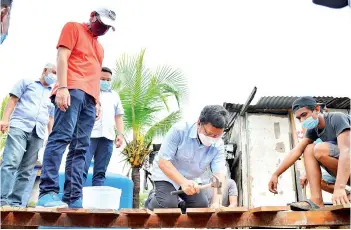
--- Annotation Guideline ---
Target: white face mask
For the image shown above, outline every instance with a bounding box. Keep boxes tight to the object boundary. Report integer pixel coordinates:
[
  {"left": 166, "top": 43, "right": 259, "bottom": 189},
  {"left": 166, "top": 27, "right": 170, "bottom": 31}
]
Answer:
[{"left": 198, "top": 133, "right": 220, "bottom": 146}]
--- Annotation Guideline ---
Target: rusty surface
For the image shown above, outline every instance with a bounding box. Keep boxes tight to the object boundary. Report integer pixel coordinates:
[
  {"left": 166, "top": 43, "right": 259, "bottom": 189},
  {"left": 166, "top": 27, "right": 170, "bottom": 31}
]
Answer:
[
  {"left": 1, "top": 207, "right": 350, "bottom": 228},
  {"left": 250, "top": 206, "right": 291, "bottom": 213}
]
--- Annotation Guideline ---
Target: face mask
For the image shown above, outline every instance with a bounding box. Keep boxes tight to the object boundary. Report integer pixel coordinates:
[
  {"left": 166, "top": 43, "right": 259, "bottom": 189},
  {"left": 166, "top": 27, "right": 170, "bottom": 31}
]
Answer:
[
  {"left": 0, "top": 33, "right": 8, "bottom": 44},
  {"left": 100, "top": 80, "right": 111, "bottom": 91},
  {"left": 44, "top": 73, "right": 57, "bottom": 85},
  {"left": 198, "top": 133, "right": 220, "bottom": 147},
  {"left": 301, "top": 111, "right": 319, "bottom": 129},
  {"left": 91, "top": 20, "right": 110, "bottom": 36}
]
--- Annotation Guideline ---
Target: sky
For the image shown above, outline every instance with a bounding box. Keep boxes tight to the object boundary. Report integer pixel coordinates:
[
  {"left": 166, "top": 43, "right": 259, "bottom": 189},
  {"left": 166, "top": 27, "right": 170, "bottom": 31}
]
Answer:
[
  {"left": 0, "top": 0, "right": 350, "bottom": 122},
  {"left": 0, "top": 0, "right": 350, "bottom": 180}
]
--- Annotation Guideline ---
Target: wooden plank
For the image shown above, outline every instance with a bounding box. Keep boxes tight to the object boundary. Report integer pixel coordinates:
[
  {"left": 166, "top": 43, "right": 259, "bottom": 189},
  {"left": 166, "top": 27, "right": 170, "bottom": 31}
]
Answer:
[
  {"left": 250, "top": 206, "right": 290, "bottom": 213},
  {"left": 153, "top": 208, "right": 182, "bottom": 216},
  {"left": 120, "top": 208, "right": 152, "bottom": 216},
  {"left": 56, "top": 208, "right": 118, "bottom": 215},
  {"left": 321, "top": 204, "right": 350, "bottom": 211},
  {"left": 186, "top": 208, "right": 216, "bottom": 215},
  {"left": 1, "top": 210, "right": 349, "bottom": 228},
  {"left": 217, "top": 206, "right": 248, "bottom": 214}
]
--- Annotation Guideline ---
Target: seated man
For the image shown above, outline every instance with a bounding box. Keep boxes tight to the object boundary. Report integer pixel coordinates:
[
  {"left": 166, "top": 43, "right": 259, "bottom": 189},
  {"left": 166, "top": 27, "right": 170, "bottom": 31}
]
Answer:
[
  {"left": 145, "top": 105, "right": 229, "bottom": 210},
  {"left": 268, "top": 96, "right": 350, "bottom": 210}
]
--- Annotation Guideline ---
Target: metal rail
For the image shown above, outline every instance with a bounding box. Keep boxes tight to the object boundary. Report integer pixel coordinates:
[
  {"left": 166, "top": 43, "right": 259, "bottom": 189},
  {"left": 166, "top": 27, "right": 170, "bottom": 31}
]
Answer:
[{"left": 1, "top": 205, "right": 350, "bottom": 229}]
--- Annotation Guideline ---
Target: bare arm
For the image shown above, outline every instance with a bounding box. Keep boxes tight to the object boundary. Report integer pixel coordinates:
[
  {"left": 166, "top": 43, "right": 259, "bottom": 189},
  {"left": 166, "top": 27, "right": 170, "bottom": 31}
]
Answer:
[
  {"left": 211, "top": 172, "right": 226, "bottom": 206},
  {"left": 115, "top": 115, "right": 124, "bottom": 134},
  {"left": 273, "top": 138, "right": 312, "bottom": 176},
  {"left": 158, "top": 158, "right": 187, "bottom": 185},
  {"left": 56, "top": 47, "right": 71, "bottom": 87},
  {"left": 1, "top": 96, "right": 19, "bottom": 121},
  {"left": 228, "top": 195, "right": 238, "bottom": 207},
  {"left": 47, "top": 116, "right": 54, "bottom": 134},
  {"left": 334, "top": 130, "right": 350, "bottom": 189}
]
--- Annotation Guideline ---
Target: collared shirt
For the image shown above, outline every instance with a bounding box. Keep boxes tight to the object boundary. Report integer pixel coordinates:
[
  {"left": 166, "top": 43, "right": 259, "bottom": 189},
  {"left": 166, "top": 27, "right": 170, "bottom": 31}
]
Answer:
[
  {"left": 9, "top": 79, "right": 55, "bottom": 139},
  {"left": 90, "top": 90, "right": 124, "bottom": 140},
  {"left": 152, "top": 122, "right": 226, "bottom": 190},
  {"left": 51, "top": 22, "right": 104, "bottom": 103}
]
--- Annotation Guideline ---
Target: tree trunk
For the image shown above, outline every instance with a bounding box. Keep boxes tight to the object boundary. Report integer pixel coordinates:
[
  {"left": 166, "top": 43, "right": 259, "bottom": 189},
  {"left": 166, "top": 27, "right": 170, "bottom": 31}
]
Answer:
[{"left": 132, "top": 167, "right": 140, "bottom": 208}]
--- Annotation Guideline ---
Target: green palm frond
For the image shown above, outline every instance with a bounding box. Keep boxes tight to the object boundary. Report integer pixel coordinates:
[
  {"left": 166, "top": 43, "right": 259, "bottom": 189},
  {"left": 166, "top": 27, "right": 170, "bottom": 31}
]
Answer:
[
  {"left": 113, "top": 49, "right": 188, "bottom": 168},
  {"left": 144, "top": 110, "right": 182, "bottom": 143}
]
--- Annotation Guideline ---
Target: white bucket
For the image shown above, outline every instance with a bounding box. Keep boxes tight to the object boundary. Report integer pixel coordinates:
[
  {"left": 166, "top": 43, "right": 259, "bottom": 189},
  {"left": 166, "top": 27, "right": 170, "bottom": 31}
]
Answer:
[{"left": 82, "top": 186, "right": 121, "bottom": 209}]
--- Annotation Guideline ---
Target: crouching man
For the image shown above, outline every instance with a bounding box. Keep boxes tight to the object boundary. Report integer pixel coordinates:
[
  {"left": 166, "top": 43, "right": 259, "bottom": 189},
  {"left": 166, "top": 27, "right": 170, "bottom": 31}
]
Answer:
[
  {"left": 268, "top": 96, "right": 350, "bottom": 210},
  {"left": 145, "top": 105, "right": 228, "bottom": 210}
]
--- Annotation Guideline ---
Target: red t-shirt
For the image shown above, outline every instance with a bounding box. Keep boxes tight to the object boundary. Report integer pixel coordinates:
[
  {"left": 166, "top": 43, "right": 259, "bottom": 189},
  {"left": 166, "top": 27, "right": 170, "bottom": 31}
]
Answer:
[{"left": 52, "top": 22, "right": 104, "bottom": 103}]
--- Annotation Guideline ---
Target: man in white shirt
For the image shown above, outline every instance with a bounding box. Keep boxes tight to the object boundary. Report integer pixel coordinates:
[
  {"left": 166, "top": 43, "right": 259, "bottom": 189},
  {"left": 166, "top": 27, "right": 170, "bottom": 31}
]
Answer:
[{"left": 82, "top": 67, "right": 125, "bottom": 186}]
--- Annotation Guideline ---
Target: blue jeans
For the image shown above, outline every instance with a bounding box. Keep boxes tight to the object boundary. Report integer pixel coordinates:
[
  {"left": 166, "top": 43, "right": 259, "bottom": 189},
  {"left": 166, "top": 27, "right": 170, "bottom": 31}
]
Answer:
[
  {"left": 39, "top": 89, "right": 96, "bottom": 203},
  {"left": 1, "top": 127, "right": 43, "bottom": 206},
  {"left": 82, "top": 137, "right": 113, "bottom": 186}
]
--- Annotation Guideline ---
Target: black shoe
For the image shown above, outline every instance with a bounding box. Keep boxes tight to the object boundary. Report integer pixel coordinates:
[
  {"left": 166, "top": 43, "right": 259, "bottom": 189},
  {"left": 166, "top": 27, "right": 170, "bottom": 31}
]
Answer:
[{"left": 144, "top": 189, "right": 155, "bottom": 209}]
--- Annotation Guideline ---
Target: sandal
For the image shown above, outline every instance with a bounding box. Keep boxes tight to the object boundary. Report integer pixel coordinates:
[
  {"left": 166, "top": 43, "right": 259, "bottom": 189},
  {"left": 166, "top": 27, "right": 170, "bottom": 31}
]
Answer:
[{"left": 289, "top": 199, "right": 321, "bottom": 211}]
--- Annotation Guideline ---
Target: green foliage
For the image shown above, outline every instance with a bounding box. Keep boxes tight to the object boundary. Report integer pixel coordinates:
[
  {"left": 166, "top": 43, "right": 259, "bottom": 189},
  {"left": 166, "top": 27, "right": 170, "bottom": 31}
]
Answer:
[{"left": 113, "top": 49, "right": 188, "bottom": 168}]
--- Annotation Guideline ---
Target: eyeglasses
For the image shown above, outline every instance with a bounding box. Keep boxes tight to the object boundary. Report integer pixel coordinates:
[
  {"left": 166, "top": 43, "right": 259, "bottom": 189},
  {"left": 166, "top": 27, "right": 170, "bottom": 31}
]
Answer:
[{"left": 202, "top": 125, "right": 223, "bottom": 138}]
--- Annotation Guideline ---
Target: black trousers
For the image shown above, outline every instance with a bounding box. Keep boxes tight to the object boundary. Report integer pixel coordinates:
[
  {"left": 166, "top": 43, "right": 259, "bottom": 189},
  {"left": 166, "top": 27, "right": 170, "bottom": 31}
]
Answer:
[{"left": 148, "top": 181, "right": 208, "bottom": 210}]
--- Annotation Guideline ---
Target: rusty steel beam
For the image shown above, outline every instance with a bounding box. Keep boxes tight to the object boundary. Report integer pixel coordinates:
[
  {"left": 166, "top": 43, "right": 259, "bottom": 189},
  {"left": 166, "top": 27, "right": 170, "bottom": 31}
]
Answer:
[{"left": 1, "top": 208, "right": 350, "bottom": 228}]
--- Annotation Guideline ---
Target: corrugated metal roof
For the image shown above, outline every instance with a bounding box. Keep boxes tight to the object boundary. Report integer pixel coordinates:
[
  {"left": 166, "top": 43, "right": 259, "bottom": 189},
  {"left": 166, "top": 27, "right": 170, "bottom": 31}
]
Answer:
[{"left": 224, "top": 96, "right": 350, "bottom": 112}]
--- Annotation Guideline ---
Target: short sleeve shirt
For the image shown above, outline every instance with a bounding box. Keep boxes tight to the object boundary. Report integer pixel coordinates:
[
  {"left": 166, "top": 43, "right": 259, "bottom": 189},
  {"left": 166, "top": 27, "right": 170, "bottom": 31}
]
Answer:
[
  {"left": 305, "top": 112, "right": 350, "bottom": 143},
  {"left": 51, "top": 22, "right": 104, "bottom": 103}
]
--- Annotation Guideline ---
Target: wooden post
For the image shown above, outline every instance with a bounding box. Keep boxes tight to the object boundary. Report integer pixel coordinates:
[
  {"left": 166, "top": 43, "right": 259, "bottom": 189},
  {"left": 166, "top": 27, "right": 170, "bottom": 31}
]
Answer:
[{"left": 288, "top": 110, "right": 305, "bottom": 201}]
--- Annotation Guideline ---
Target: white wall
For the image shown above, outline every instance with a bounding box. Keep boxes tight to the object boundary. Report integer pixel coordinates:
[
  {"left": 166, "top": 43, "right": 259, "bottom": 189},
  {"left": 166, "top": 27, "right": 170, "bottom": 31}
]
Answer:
[{"left": 246, "top": 114, "right": 296, "bottom": 207}]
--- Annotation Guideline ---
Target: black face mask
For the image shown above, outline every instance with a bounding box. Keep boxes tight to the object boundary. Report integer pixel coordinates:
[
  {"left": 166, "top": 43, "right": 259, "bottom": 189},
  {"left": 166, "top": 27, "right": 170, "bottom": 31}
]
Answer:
[{"left": 90, "top": 19, "right": 110, "bottom": 37}]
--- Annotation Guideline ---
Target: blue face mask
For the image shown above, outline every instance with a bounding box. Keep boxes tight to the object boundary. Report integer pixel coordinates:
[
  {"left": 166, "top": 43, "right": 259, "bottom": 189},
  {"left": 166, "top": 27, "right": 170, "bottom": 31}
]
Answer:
[
  {"left": 44, "top": 73, "right": 57, "bottom": 85},
  {"left": 100, "top": 80, "right": 111, "bottom": 91},
  {"left": 0, "top": 33, "right": 8, "bottom": 44},
  {"left": 301, "top": 112, "right": 319, "bottom": 130}
]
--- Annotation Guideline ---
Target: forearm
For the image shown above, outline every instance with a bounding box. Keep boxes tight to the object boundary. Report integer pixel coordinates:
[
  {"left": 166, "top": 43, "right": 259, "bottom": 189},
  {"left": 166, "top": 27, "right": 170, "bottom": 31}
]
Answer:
[
  {"left": 334, "top": 149, "right": 350, "bottom": 188},
  {"left": 47, "top": 117, "right": 54, "bottom": 134},
  {"left": 115, "top": 115, "right": 124, "bottom": 134},
  {"left": 2, "top": 97, "right": 18, "bottom": 121},
  {"left": 212, "top": 173, "right": 226, "bottom": 205},
  {"left": 229, "top": 196, "right": 238, "bottom": 207},
  {"left": 159, "top": 159, "right": 187, "bottom": 185},
  {"left": 56, "top": 55, "right": 68, "bottom": 87},
  {"left": 273, "top": 149, "right": 302, "bottom": 176}
]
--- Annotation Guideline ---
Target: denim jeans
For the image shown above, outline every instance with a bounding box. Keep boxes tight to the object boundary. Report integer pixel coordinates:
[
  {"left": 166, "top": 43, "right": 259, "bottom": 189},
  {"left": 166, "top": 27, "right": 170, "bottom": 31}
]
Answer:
[
  {"left": 0, "top": 127, "right": 43, "bottom": 206},
  {"left": 39, "top": 89, "right": 96, "bottom": 203},
  {"left": 82, "top": 137, "right": 113, "bottom": 186}
]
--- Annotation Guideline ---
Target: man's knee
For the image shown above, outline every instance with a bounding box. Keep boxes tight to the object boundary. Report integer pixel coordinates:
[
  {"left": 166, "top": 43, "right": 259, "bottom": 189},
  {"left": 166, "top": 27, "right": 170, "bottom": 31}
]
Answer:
[
  {"left": 314, "top": 143, "right": 330, "bottom": 160},
  {"left": 195, "top": 196, "right": 209, "bottom": 208},
  {"left": 304, "top": 143, "right": 315, "bottom": 156},
  {"left": 155, "top": 194, "right": 178, "bottom": 208}
]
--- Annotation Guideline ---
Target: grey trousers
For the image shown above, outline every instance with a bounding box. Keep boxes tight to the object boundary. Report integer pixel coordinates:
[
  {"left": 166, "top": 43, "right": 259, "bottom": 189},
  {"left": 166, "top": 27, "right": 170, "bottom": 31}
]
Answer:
[{"left": 147, "top": 181, "right": 208, "bottom": 210}]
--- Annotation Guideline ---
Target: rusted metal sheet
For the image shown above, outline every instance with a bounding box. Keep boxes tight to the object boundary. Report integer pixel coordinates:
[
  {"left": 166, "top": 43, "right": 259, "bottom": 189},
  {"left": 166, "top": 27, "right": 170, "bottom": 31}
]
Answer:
[
  {"left": 250, "top": 206, "right": 290, "bottom": 213},
  {"left": 1, "top": 207, "right": 350, "bottom": 228}
]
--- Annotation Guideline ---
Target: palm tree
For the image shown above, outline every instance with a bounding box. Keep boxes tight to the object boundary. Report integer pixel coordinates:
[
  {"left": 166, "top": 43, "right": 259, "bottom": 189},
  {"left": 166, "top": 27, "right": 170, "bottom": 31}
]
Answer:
[
  {"left": 113, "top": 49, "right": 188, "bottom": 208},
  {"left": 0, "top": 96, "right": 9, "bottom": 162}
]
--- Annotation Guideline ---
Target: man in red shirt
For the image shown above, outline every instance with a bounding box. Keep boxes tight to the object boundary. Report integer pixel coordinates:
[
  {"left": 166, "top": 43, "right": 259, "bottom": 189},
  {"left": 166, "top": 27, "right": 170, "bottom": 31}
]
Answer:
[{"left": 37, "top": 8, "right": 116, "bottom": 208}]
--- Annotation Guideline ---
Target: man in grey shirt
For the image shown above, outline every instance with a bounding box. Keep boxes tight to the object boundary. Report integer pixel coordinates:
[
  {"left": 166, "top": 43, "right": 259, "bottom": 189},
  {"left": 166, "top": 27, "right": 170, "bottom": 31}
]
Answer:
[
  {"left": 205, "top": 178, "right": 238, "bottom": 207},
  {"left": 268, "top": 96, "right": 350, "bottom": 210}
]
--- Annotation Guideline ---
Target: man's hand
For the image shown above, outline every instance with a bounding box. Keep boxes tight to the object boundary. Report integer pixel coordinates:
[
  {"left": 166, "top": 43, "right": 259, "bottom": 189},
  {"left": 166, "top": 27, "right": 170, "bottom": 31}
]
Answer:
[
  {"left": 0, "top": 120, "right": 9, "bottom": 134},
  {"left": 115, "top": 135, "right": 123, "bottom": 148},
  {"left": 96, "top": 103, "right": 101, "bottom": 120},
  {"left": 180, "top": 180, "right": 199, "bottom": 195},
  {"left": 300, "top": 174, "right": 308, "bottom": 189},
  {"left": 268, "top": 174, "right": 279, "bottom": 194},
  {"left": 55, "top": 88, "right": 70, "bottom": 112},
  {"left": 332, "top": 186, "right": 350, "bottom": 206}
]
